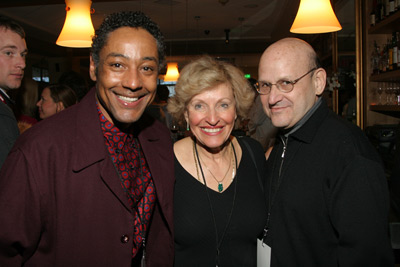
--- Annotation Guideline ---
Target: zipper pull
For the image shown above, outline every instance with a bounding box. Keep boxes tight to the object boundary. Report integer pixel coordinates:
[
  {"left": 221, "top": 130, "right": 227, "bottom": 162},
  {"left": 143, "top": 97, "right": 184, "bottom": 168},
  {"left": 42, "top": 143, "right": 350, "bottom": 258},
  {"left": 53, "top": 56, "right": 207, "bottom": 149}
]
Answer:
[
  {"left": 278, "top": 136, "right": 288, "bottom": 178},
  {"left": 281, "top": 137, "right": 288, "bottom": 158}
]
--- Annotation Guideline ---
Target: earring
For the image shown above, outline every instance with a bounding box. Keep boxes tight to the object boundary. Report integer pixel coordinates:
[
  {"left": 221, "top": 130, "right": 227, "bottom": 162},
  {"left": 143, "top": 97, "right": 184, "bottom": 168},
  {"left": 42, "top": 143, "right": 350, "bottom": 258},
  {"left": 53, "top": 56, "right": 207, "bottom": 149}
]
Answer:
[{"left": 187, "top": 121, "right": 190, "bottom": 131}]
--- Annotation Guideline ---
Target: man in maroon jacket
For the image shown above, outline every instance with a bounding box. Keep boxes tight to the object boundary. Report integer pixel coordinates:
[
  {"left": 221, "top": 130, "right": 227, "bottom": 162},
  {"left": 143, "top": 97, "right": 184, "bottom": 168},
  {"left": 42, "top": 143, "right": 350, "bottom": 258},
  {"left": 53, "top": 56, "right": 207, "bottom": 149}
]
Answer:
[{"left": 0, "top": 11, "right": 174, "bottom": 266}]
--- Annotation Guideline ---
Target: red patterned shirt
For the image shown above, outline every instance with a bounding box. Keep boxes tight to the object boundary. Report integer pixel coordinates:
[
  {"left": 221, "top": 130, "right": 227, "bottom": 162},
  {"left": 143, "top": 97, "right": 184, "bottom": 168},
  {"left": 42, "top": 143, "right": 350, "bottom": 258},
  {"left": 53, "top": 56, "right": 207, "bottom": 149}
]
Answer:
[{"left": 97, "top": 104, "right": 156, "bottom": 258}]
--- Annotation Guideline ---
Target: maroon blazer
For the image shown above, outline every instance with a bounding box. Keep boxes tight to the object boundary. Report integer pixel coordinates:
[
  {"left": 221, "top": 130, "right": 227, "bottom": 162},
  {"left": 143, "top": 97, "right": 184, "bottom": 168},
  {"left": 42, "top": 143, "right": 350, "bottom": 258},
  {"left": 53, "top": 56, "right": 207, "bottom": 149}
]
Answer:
[{"left": 0, "top": 88, "right": 174, "bottom": 266}]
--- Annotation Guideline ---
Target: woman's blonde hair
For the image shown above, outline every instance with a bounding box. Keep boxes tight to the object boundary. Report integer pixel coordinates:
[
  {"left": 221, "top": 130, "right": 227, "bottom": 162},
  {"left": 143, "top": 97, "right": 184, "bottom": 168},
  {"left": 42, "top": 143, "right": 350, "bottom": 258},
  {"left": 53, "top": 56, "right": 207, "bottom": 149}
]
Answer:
[{"left": 167, "top": 55, "right": 255, "bottom": 124}]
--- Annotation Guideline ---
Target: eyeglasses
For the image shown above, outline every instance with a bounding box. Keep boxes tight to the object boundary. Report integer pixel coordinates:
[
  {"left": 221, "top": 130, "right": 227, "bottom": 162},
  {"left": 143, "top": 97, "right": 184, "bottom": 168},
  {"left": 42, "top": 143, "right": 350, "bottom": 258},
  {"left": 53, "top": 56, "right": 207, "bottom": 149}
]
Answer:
[{"left": 256, "top": 67, "right": 318, "bottom": 95}]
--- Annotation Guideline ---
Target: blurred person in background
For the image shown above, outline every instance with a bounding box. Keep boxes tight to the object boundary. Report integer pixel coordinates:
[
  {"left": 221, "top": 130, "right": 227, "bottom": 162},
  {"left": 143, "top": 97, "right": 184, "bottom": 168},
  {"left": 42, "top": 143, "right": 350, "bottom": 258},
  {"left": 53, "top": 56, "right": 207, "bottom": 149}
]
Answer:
[
  {"left": 58, "top": 70, "right": 89, "bottom": 102},
  {"left": 247, "top": 78, "right": 277, "bottom": 153},
  {"left": 36, "top": 83, "right": 77, "bottom": 120},
  {"left": 13, "top": 77, "right": 38, "bottom": 133},
  {"left": 146, "top": 84, "right": 171, "bottom": 128}
]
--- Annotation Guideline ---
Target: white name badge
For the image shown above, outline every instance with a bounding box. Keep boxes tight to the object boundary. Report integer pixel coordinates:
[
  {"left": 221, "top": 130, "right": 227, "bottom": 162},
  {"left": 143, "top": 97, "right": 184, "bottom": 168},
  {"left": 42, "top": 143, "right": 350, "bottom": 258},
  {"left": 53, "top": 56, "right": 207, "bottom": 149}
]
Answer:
[{"left": 257, "top": 239, "right": 271, "bottom": 267}]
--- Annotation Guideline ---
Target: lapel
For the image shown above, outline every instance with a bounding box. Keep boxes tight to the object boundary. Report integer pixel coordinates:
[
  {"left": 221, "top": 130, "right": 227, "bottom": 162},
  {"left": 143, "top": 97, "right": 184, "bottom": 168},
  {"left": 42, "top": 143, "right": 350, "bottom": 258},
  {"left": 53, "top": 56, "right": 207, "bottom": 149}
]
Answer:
[
  {"left": 137, "top": 113, "right": 174, "bottom": 231},
  {"left": 71, "top": 88, "right": 131, "bottom": 212},
  {"left": 71, "top": 89, "right": 174, "bottom": 221},
  {"left": 138, "top": 121, "right": 166, "bottom": 206}
]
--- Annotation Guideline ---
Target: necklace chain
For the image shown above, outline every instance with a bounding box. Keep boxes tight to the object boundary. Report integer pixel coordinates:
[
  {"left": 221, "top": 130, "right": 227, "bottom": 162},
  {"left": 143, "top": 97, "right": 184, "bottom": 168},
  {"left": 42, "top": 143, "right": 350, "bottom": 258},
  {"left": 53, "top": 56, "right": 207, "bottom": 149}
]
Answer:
[
  {"left": 193, "top": 140, "right": 235, "bottom": 193},
  {"left": 193, "top": 140, "right": 200, "bottom": 181},
  {"left": 192, "top": 137, "right": 238, "bottom": 266}
]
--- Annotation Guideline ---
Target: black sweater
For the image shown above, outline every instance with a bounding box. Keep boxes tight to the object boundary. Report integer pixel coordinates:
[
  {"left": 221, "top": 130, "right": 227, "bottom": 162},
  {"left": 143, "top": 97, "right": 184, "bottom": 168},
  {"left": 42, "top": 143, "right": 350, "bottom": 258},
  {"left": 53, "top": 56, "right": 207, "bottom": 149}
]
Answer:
[{"left": 174, "top": 137, "right": 268, "bottom": 266}]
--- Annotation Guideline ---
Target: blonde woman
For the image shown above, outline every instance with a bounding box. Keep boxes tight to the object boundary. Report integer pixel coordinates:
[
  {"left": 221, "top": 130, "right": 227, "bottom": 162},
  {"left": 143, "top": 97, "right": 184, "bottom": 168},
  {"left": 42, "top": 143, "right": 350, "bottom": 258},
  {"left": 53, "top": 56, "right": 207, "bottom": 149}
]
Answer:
[{"left": 168, "top": 56, "right": 268, "bottom": 266}]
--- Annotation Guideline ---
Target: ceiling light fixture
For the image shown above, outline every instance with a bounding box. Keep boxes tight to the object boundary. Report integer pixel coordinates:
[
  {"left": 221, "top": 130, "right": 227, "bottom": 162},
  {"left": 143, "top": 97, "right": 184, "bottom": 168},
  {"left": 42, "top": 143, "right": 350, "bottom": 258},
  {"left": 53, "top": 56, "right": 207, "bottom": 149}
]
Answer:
[
  {"left": 56, "top": 0, "right": 95, "bottom": 48},
  {"left": 163, "top": 0, "right": 179, "bottom": 82},
  {"left": 290, "top": 0, "right": 342, "bottom": 34},
  {"left": 164, "top": 62, "right": 180, "bottom": 82}
]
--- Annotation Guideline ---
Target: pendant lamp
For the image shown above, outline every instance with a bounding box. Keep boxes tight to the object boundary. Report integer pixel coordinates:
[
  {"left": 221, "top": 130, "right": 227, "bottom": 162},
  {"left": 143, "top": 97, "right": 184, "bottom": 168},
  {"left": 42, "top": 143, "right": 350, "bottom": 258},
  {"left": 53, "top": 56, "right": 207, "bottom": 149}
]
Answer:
[
  {"left": 290, "top": 0, "right": 342, "bottom": 34},
  {"left": 163, "top": 1, "right": 179, "bottom": 82},
  {"left": 56, "top": 0, "right": 95, "bottom": 48},
  {"left": 164, "top": 62, "right": 180, "bottom": 82}
]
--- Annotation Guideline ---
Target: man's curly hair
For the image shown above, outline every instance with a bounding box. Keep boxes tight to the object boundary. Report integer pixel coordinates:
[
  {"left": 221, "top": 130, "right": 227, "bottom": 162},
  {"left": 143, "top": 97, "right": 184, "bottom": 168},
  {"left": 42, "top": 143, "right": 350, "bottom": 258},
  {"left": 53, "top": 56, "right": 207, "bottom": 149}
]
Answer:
[{"left": 91, "top": 11, "right": 165, "bottom": 71}]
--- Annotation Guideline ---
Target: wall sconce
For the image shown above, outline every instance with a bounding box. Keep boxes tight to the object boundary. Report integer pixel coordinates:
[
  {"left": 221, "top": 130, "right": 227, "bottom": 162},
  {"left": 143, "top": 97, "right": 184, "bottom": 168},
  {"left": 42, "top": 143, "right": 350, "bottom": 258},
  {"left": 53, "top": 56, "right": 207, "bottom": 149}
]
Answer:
[
  {"left": 225, "top": 29, "right": 230, "bottom": 44},
  {"left": 290, "top": 0, "right": 342, "bottom": 34},
  {"left": 56, "top": 0, "right": 95, "bottom": 48},
  {"left": 164, "top": 62, "right": 180, "bottom": 82}
]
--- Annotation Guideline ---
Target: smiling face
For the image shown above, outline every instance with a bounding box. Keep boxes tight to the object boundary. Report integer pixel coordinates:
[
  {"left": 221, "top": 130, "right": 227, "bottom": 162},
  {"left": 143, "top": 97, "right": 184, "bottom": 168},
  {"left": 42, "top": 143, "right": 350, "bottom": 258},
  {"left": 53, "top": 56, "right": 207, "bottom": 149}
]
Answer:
[
  {"left": 90, "top": 27, "right": 159, "bottom": 127},
  {"left": 258, "top": 38, "right": 326, "bottom": 130},
  {"left": 0, "top": 27, "right": 27, "bottom": 91},
  {"left": 185, "top": 83, "right": 237, "bottom": 151}
]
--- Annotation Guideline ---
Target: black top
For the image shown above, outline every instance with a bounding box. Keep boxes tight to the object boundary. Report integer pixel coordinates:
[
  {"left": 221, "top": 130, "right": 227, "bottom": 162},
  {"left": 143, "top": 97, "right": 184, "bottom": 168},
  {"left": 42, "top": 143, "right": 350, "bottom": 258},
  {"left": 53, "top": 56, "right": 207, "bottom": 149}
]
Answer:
[
  {"left": 174, "top": 137, "right": 268, "bottom": 267},
  {"left": 265, "top": 100, "right": 394, "bottom": 266},
  {"left": 0, "top": 101, "right": 19, "bottom": 168}
]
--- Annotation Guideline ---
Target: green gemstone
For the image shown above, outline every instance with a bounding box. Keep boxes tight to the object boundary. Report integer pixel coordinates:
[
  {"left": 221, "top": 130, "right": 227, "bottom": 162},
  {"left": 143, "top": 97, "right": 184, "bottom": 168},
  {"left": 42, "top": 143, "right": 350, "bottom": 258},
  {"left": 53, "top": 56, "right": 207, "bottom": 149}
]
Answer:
[{"left": 218, "top": 183, "right": 223, "bottom": 192}]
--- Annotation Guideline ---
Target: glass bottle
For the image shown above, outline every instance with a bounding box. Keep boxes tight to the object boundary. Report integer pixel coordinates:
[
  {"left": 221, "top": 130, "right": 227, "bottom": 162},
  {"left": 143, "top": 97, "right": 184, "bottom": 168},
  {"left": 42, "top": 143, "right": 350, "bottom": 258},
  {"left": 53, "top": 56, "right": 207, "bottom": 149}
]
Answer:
[
  {"left": 388, "top": 38, "right": 393, "bottom": 71},
  {"left": 371, "top": 0, "right": 377, "bottom": 26},
  {"left": 397, "top": 32, "right": 400, "bottom": 68},
  {"left": 372, "top": 41, "right": 380, "bottom": 74},
  {"left": 378, "top": 0, "right": 385, "bottom": 22},
  {"left": 390, "top": 0, "right": 395, "bottom": 14},
  {"left": 393, "top": 32, "right": 398, "bottom": 70}
]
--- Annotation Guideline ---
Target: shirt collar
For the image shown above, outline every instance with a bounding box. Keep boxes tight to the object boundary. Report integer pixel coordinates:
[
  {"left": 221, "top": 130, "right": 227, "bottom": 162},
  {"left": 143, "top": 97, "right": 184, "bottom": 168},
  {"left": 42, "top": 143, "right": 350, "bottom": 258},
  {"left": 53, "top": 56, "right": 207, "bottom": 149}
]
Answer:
[
  {"left": 0, "top": 88, "right": 9, "bottom": 98},
  {"left": 97, "top": 101, "right": 131, "bottom": 139},
  {"left": 282, "top": 97, "right": 323, "bottom": 137},
  {"left": 0, "top": 88, "right": 12, "bottom": 104}
]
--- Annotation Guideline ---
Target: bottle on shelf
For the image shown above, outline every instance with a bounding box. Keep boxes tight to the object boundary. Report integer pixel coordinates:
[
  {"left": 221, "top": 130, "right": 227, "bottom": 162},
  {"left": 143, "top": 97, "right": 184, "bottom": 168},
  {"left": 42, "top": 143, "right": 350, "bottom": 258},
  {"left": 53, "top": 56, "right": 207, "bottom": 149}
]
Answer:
[
  {"left": 380, "top": 43, "right": 388, "bottom": 72},
  {"left": 390, "top": 0, "right": 395, "bottom": 14},
  {"left": 371, "top": 0, "right": 377, "bottom": 26},
  {"left": 397, "top": 32, "right": 400, "bottom": 68},
  {"left": 388, "top": 37, "right": 393, "bottom": 70},
  {"left": 385, "top": 0, "right": 390, "bottom": 17},
  {"left": 372, "top": 41, "right": 380, "bottom": 74},
  {"left": 378, "top": 0, "right": 385, "bottom": 22},
  {"left": 393, "top": 32, "right": 398, "bottom": 70}
]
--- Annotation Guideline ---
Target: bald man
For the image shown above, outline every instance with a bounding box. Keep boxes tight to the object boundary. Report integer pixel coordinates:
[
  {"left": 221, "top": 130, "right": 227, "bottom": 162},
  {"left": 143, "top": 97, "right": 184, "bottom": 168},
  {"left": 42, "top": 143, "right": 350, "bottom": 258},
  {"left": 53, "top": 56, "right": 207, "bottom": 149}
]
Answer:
[{"left": 258, "top": 38, "right": 394, "bottom": 266}]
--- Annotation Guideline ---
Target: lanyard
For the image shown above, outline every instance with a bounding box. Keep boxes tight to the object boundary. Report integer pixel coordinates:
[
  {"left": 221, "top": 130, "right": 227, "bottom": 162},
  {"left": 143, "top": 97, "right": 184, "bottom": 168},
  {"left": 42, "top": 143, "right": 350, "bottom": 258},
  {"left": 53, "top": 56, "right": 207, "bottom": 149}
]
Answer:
[
  {"left": 264, "top": 136, "right": 302, "bottom": 241},
  {"left": 193, "top": 138, "right": 238, "bottom": 267}
]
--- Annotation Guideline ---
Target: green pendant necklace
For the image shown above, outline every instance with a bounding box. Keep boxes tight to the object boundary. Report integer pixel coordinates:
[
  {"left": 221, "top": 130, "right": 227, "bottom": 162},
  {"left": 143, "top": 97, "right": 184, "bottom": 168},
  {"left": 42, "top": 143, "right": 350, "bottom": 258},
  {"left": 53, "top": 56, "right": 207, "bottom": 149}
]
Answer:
[
  {"left": 193, "top": 137, "right": 238, "bottom": 266},
  {"left": 194, "top": 140, "right": 235, "bottom": 193}
]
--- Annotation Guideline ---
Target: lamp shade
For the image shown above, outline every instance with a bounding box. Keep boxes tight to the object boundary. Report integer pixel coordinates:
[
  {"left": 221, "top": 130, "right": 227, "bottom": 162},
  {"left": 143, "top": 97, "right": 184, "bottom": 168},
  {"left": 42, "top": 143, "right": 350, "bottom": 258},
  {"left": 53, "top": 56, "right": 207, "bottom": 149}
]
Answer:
[
  {"left": 56, "top": 0, "right": 95, "bottom": 48},
  {"left": 164, "top": 62, "right": 180, "bottom": 82},
  {"left": 290, "top": 0, "right": 342, "bottom": 34}
]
